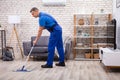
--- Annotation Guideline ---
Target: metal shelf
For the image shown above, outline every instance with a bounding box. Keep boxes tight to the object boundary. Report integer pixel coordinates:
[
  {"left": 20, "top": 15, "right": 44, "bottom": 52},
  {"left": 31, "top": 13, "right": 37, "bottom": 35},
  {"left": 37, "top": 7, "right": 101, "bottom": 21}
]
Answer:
[{"left": 0, "top": 29, "right": 6, "bottom": 55}]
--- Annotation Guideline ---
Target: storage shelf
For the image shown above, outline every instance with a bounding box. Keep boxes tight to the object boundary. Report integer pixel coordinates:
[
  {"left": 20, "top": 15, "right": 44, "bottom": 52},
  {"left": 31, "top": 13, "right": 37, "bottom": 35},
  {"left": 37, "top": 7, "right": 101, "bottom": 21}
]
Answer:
[
  {"left": 0, "top": 29, "right": 6, "bottom": 55},
  {"left": 74, "top": 46, "right": 100, "bottom": 49},
  {"left": 73, "top": 14, "right": 115, "bottom": 59},
  {"left": 75, "top": 25, "right": 114, "bottom": 27},
  {"left": 74, "top": 47, "right": 92, "bottom": 49},
  {"left": 93, "top": 36, "right": 114, "bottom": 38},
  {"left": 74, "top": 36, "right": 114, "bottom": 38},
  {"left": 74, "top": 13, "right": 112, "bottom": 15},
  {"left": 74, "top": 36, "right": 91, "bottom": 38},
  {"left": 74, "top": 58, "right": 101, "bottom": 61}
]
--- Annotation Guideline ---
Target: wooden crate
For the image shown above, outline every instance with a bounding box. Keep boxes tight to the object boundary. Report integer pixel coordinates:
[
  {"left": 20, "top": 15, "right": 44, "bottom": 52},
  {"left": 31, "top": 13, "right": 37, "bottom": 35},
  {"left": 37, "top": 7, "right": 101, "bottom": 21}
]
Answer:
[
  {"left": 94, "top": 54, "right": 99, "bottom": 59},
  {"left": 85, "top": 53, "right": 91, "bottom": 59}
]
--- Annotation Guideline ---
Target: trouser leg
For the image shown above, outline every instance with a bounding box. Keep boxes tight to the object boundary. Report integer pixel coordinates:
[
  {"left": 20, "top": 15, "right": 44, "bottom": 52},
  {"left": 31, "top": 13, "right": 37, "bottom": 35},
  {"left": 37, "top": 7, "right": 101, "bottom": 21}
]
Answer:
[
  {"left": 56, "top": 32, "right": 65, "bottom": 63},
  {"left": 47, "top": 30, "right": 64, "bottom": 65},
  {"left": 47, "top": 32, "right": 57, "bottom": 66}
]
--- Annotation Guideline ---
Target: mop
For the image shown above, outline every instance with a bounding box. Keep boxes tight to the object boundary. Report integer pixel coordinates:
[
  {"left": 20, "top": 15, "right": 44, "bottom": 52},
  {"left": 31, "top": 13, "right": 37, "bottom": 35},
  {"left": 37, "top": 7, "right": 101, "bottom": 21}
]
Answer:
[
  {"left": 13, "top": 46, "right": 59, "bottom": 72},
  {"left": 13, "top": 45, "right": 34, "bottom": 72}
]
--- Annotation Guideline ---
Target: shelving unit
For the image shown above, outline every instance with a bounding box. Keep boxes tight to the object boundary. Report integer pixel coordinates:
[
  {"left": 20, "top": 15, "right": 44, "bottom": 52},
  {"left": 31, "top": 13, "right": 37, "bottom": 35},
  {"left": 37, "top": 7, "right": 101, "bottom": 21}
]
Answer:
[
  {"left": 73, "top": 13, "right": 115, "bottom": 60},
  {"left": 0, "top": 29, "right": 6, "bottom": 56}
]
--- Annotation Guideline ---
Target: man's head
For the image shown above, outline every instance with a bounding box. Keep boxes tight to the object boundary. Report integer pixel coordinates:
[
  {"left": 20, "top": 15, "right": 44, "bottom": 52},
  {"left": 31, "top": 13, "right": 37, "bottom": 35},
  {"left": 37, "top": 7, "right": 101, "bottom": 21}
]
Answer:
[{"left": 30, "top": 7, "right": 39, "bottom": 18}]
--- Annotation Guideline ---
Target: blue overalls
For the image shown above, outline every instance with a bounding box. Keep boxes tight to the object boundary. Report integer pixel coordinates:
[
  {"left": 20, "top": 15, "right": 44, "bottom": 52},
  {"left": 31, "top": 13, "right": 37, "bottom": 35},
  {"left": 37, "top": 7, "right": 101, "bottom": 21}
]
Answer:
[{"left": 39, "top": 12, "right": 65, "bottom": 66}]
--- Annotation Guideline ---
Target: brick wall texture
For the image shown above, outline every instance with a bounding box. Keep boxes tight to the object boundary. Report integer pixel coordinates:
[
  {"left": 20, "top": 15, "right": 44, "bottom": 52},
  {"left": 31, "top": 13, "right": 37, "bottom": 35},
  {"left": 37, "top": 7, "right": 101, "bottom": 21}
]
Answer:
[{"left": 0, "top": 0, "right": 113, "bottom": 59}]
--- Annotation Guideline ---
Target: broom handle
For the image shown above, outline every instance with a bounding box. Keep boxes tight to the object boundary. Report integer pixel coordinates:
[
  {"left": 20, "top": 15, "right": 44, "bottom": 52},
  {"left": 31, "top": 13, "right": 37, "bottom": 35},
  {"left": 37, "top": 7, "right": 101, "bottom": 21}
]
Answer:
[{"left": 23, "top": 45, "right": 34, "bottom": 67}]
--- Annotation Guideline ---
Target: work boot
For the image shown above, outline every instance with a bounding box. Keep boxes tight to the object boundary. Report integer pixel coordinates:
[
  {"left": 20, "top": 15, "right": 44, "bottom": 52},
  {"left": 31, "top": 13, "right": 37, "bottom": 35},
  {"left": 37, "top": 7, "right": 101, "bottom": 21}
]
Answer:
[
  {"left": 41, "top": 64, "right": 53, "bottom": 68},
  {"left": 55, "top": 62, "right": 65, "bottom": 67}
]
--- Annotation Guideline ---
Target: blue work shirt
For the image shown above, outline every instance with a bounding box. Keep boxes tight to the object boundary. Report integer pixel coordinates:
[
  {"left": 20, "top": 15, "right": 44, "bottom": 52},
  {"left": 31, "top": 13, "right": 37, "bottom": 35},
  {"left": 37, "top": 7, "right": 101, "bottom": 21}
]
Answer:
[{"left": 39, "top": 12, "right": 61, "bottom": 32}]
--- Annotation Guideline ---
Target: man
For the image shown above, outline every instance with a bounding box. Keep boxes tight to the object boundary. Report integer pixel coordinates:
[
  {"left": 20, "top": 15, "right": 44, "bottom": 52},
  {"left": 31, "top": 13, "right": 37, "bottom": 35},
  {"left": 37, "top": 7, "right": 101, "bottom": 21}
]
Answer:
[{"left": 30, "top": 7, "right": 65, "bottom": 68}]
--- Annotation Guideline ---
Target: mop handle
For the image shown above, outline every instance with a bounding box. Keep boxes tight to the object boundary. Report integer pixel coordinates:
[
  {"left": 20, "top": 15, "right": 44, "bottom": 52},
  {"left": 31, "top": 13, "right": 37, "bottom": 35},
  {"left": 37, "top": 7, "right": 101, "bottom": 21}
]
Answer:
[{"left": 23, "top": 45, "right": 35, "bottom": 66}]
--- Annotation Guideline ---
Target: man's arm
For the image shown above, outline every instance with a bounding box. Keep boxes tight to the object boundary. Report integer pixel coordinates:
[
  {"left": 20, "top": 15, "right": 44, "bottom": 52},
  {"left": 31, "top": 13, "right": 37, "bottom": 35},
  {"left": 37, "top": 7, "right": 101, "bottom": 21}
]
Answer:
[{"left": 33, "top": 26, "right": 44, "bottom": 45}]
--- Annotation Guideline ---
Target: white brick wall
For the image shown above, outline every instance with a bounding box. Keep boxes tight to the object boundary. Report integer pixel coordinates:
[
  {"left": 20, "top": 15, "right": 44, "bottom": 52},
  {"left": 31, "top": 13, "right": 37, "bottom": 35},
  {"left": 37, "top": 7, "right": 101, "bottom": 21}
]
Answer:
[{"left": 0, "top": 0, "right": 113, "bottom": 59}]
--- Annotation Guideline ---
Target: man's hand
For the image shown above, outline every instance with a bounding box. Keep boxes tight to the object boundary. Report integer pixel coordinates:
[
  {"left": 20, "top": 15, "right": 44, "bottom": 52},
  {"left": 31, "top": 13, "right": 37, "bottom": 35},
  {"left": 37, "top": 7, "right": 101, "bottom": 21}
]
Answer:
[{"left": 33, "top": 39, "right": 37, "bottom": 45}]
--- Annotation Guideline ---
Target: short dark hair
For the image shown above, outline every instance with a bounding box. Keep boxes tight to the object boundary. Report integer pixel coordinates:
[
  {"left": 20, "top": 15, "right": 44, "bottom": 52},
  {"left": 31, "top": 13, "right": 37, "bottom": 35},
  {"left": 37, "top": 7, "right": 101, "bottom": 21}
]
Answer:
[{"left": 30, "top": 7, "right": 39, "bottom": 13}]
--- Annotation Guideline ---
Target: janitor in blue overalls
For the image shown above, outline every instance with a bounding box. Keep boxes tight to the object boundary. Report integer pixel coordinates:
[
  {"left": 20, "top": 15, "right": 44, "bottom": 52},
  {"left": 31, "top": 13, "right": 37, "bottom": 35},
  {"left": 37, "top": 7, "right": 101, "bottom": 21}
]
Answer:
[{"left": 30, "top": 7, "right": 65, "bottom": 68}]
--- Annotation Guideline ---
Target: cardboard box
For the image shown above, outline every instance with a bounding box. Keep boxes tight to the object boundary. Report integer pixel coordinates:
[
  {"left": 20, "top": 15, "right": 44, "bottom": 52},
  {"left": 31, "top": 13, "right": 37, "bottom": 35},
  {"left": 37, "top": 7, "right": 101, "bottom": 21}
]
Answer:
[
  {"left": 94, "top": 54, "right": 99, "bottom": 59},
  {"left": 85, "top": 53, "right": 91, "bottom": 59}
]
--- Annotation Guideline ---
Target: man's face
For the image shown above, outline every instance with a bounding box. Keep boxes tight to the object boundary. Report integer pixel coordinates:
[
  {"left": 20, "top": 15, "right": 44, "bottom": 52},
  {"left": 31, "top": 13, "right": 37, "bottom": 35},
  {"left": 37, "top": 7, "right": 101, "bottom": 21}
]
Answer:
[{"left": 31, "top": 10, "right": 39, "bottom": 18}]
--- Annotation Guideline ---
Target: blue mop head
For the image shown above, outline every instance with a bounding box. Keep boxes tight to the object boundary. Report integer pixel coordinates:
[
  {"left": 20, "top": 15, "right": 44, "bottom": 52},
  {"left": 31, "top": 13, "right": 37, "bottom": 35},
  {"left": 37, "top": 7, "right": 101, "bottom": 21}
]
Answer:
[{"left": 13, "top": 66, "right": 31, "bottom": 72}]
